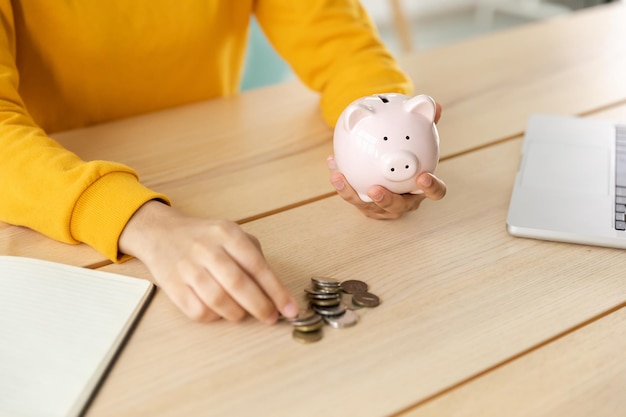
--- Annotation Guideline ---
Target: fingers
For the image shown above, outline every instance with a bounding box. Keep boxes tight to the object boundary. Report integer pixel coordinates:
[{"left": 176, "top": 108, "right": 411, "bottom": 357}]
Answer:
[
  {"left": 328, "top": 155, "right": 356, "bottom": 201},
  {"left": 167, "top": 241, "right": 296, "bottom": 325},
  {"left": 157, "top": 275, "right": 221, "bottom": 322},
  {"left": 327, "top": 155, "right": 372, "bottom": 208},
  {"left": 181, "top": 249, "right": 250, "bottom": 323},
  {"left": 367, "top": 185, "right": 424, "bottom": 219},
  {"left": 330, "top": 171, "right": 369, "bottom": 208},
  {"left": 245, "top": 232, "right": 263, "bottom": 252},
  {"left": 134, "top": 207, "right": 298, "bottom": 325},
  {"left": 227, "top": 243, "right": 298, "bottom": 320},
  {"left": 215, "top": 227, "right": 298, "bottom": 323},
  {"left": 189, "top": 224, "right": 298, "bottom": 324},
  {"left": 434, "top": 101, "right": 442, "bottom": 124},
  {"left": 330, "top": 171, "right": 397, "bottom": 219},
  {"left": 416, "top": 172, "right": 447, "bottom": 200},
  {"left": 368, "top": 173, "right": 446, "bottom": 218},
  {"left": 328, "top": 155, "right": 446, "bottom": 220}
]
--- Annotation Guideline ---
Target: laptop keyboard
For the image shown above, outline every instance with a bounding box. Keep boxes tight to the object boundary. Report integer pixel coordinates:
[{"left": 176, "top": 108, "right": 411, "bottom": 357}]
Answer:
[{"left": 615, "top": 124, "right": 626, "bottom": 230}]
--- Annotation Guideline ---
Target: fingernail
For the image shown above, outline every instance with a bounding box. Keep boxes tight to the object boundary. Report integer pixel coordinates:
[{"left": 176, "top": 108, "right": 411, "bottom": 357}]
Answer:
[
  {"left": 326, "top": 155, "right": 337, "bottom": 170},
  {"left": 371, "top": 190, "right": 383, "bottom": 202},
  {"left": 419, "top": 173, "right": 433, "bottom": 187},
  {"left": 331, "top": 175, "right": 345, "bottom": 191},
  {"left": 283, "top": 302, "right": 298, "bottom": 318}
]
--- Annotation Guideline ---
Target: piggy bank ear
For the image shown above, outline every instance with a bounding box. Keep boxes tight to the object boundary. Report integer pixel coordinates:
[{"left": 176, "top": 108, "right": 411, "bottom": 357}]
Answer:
[
  {"left": 404, "top": 94, "right": 436, "bottom": 123},
  {"left": 344, "top": 103, "right": 375, "bottom": 132}
]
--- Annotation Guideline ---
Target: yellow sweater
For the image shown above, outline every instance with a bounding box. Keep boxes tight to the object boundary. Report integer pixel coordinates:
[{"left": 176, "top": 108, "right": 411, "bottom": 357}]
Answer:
[{"left": 0, "top": 0, "right": 412, "bottom": 261}]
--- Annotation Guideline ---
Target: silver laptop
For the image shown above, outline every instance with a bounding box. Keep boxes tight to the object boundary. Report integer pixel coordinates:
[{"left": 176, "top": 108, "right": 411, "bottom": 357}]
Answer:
[{"left": 506, "top": 113, "right": 626, "bottom": 248}]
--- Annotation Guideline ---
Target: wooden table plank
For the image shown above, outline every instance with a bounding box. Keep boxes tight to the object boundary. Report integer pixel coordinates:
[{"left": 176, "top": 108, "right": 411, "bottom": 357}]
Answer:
[
  {"left": 86, "top": 107, "right": 626, "bottom": 417},
  {"left": 399, "top": 305, "right": 626, "bottom": 417},
  {"left": 391, "top": 103, "right": 626, "bottom": 417}
]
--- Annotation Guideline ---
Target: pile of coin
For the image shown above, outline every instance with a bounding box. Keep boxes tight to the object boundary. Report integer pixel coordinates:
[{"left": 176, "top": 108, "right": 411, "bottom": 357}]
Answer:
[{"left": 287, "top": 276, "right": 380, "bottom": 344}]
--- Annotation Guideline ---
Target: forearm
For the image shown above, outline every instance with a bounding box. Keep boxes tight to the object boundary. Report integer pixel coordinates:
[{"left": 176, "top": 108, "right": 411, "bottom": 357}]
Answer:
[
  {"left": 255, "top": 0, "right": 413, "bottom": 126},
  {"left": 0, "top": 111, "right": 169, "bottom": 261}
]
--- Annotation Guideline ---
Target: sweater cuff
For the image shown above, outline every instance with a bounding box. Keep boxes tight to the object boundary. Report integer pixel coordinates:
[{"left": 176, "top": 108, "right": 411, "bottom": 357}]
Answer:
[{"left": 70, "top": 171, "right": 170, "bottom": 262}]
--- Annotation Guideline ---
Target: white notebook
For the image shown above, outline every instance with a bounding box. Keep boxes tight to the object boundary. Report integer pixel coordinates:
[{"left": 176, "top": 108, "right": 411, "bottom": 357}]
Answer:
[{"left": 0, "top": 256, "right": 154, "bottom": 417}]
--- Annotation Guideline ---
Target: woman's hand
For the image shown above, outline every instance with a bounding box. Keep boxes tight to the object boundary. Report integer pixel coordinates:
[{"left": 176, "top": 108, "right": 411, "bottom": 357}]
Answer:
[
  {"left": 328, "top": 157, "right": 447, "bottom": 219},
  {"left": 119, "top": 201, "right": 299, "bottom": 324},
  {"left": 328, "top": 101, "right": 446, "bottom": 219}
]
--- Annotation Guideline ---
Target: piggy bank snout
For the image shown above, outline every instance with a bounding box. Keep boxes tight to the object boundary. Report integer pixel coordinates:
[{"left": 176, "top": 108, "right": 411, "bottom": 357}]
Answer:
[{"left": 380, "top": 151, "right": 419, "bottom": 182}]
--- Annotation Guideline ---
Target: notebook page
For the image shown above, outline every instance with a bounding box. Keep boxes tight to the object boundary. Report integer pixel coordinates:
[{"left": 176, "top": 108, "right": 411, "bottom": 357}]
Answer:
[{"left": 0, "top": 256, "right": 154, "bottom": 417}]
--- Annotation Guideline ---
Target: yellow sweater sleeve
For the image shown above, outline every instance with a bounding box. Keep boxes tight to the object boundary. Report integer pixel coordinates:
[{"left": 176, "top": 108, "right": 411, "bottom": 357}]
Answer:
[
  {"left": 0, "top": 2, "right": 169, "bottom": 262},
  {"left": 0, "top": 0, "right": 409, "bottom": 263},
  {"left": 255, "top": 0, "right": 413, "bottom": 126}
]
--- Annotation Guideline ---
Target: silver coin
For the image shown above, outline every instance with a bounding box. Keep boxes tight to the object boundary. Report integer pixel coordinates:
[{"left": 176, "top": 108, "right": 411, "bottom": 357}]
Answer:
[
  {"left": 308, "top": 296, "right": 341, "bottom": 303},
  {"left": 324, "top": 309, "right": 359, "bottom": 328},
  {"left": 309, "top": 297, "right": 341, "bottom": 307},
  {"left": 311, "top": 302, "right": 347, "bottom": 316},
  {"left": 312, "top": 286, "right": 343, "bottom": 294},
  {"left": 340, "top": 279, "right": 369, "bottom": 294},
  {"left": 305, "top": 289, "right": 341, "bottom": 299},
  {"left": 352, "top": 291, "right": 380, "bottom": 308},
  {"left": 292, "top": 329, "right": 323, "bottom": 344},
  {"left": 286, "top": 309, "right": 319, "bottom": 326},
  {"left": 293, "top": 318, "right": 324, "bottom": 333},
  {"left": 286, "top": 309, "right": 316, "bottom": 321},
  {"left": 311, "top": 276, "right": 341, "bottom": 287}
]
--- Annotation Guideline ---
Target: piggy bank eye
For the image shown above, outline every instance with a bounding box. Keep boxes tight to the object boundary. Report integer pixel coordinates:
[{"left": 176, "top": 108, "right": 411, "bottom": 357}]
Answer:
[
  {"left": 383, "top": 136, "right": 388, "bottom": 141},
  {"left": 405, "top": 135, "right": 410, "bottom": 140}
]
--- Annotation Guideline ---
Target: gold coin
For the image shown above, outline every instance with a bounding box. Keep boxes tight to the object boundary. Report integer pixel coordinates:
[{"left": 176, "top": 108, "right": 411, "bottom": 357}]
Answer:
[
  {"left": 324, "top": 309, "right": 359, "bottom": 329},
  {"left": 286, "top": 309, "right": 317, "bottom": 324},
  {"left": 306, "top": 290, "right": 341, "bottom": 299},
  {"left": 311, "top": 276, "right": 341, "bottom": 287},
  {"left": 293, "top": 319, "right": 324, "bottom": 333},
  {"left": 292, "top": 329, "right": 323, "bottom": 344},
  {"left": 290, "top": 314, "right": 322, "bottom": 328}
]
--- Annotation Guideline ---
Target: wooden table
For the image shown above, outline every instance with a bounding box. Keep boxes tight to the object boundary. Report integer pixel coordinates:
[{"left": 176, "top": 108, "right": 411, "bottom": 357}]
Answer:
[{"left": 2, "top": 3, "right": 626, "bottom": 416}]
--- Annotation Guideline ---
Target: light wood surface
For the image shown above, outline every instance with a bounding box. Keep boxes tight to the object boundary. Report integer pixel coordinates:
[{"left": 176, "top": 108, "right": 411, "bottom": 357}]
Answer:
[
  {"left": 2, "top": 3, "right": 626, "bottom": 416},
  {"left": 402, "top": 306, "right": 626, "bottom": 417},
  {"left": 396, "top": 104, "right": 626, "bottom": 417},
  {"left": 87, "top": 102, "right": 626, "bottom": 416},
  {"left": 1, "top": 3, "right": 624, "bottom": 266},
  {"left": 0, "top": 222, "right": 107, "bottom": 268}
]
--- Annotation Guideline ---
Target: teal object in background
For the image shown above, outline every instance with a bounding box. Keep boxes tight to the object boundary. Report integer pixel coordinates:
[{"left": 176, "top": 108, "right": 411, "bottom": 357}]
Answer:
[{"left": 240, "top": 17, "right": 294, "bottom": 91}]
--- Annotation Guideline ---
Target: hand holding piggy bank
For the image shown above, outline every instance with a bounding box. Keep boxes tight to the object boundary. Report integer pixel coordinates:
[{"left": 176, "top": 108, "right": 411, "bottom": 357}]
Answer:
[{"left": 333, "top": 93, "right": 440, "bottom": 202}]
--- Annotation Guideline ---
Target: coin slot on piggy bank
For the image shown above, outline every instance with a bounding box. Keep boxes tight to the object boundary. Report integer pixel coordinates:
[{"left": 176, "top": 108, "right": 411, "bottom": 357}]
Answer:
[{"left": 333, "top": 93, "right": 440, "bottom": 202}]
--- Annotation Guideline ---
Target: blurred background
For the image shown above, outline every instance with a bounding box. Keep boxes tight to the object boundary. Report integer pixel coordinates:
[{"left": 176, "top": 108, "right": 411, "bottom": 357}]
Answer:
[{"left": 240, "top": 0, "right": 618, "bottom": 91}]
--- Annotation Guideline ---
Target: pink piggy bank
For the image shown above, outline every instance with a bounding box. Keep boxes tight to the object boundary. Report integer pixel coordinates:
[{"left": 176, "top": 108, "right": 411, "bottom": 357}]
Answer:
[{"left": 333, "top": 93, "right": 440, "bottom": 202}]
